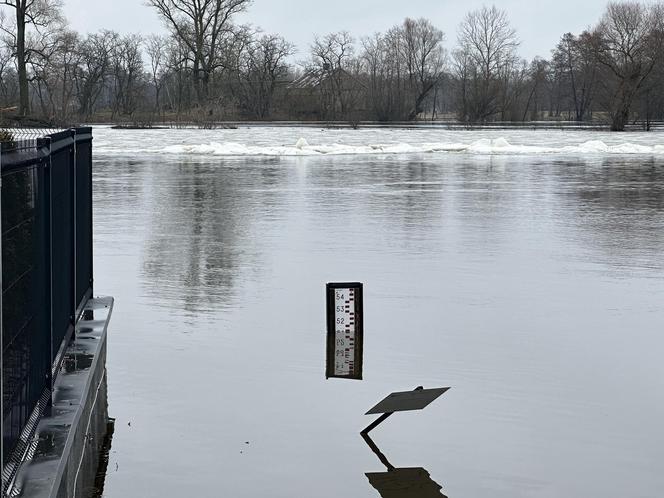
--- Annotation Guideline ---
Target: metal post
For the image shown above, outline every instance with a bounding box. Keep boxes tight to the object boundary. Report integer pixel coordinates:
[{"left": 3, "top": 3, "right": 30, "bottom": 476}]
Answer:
[
  {"left": 89, "top": 129, "right": 93, "bottom": 298},
  {"left": 360, "top": 412, "right": 394, "bottom": 436},
  {"left": 45, "top": 137, "right": 53, "bottom": 415},
  {"left": 1, "top": 145, "right": 4, "bottom": 467},
  {"left": 72, "top": 129, "right": 77, "bottom": 325}
]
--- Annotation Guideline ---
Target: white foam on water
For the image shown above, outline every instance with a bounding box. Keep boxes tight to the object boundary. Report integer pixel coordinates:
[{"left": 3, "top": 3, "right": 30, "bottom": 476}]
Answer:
[
  {"left": 158, "top": 137, "right": 664, "bottom": 157},
  {"left": 90, "top": 126, "right": 664, "bottom": 158}
]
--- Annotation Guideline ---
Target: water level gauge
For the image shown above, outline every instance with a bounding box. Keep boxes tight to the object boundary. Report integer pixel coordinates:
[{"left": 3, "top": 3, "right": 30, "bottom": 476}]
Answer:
[{"left": 326, "top": 282, "right": 364, "bottom": 380}]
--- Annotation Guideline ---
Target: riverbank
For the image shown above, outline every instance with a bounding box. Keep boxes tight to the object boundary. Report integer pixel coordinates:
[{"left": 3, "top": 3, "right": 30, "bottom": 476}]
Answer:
[{"left": 93, "top": 119, "right": 664, "bottom": 132}]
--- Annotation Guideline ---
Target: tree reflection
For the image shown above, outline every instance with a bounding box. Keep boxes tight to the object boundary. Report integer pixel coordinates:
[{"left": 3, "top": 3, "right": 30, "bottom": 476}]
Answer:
[
  {"left": 141, "top": 158, "right": 288, "bottom": 313},
  {"left": 560, "top": 157, "right": 664, "bottom": 269}
]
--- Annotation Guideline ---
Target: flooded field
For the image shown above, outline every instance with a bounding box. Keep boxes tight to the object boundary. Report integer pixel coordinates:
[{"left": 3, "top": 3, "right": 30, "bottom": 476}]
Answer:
[{"left": 92, "top": 127, "right": 664, "bottom": 497}]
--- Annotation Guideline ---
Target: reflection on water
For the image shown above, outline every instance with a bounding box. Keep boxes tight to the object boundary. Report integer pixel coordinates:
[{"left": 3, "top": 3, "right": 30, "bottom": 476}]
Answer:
[
  {"left": 91, "top": 418, "right": 115, "bottom": 498},
  {"left": 361, "top": 386, "right": 450, "bottom": 497},
  {"left": 141, "top": 160, "right": 283, "bottom": 313},
  {"left": 362, "top": 430, "right": 448, "bottom": 498},
  {"left": 563, "top": 159, "right": 664, "bottom": 270},
  {"left": 367, "top": 468, "right": 447, "bottom": 498},
  {"left": 93, "top": 151, "right": 664, "bottom": 498}
]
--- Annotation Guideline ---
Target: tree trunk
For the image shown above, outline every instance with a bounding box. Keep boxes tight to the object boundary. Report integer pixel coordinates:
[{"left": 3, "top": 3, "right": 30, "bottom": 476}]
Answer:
[
  {"left": 16, "top": 4, "right": 29, "bottom": 116},
  {"left": 611, "top": 104, "right": 630, "bottom": 131},
  {"left": 611, "top": 83, "right": 636, "bottom": 132},
  {"left": 193, "top": 59, "right": 204, "bottom": 106}
]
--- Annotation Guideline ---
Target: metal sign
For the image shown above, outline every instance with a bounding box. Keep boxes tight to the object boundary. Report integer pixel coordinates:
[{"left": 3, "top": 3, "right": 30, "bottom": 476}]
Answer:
[
  {"left": 326, "top": 282, "right": 363, "bottom": 380},
  {"left": 361, "top": 386, "right": 451, "bottom": 498},
  {"left": 365, "top": 387, "right": 450, "bottom": 415}
]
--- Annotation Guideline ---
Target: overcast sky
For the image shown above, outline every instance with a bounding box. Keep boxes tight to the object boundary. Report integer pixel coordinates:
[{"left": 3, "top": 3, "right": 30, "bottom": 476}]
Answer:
[{"left": 62, "top": 0, "right": 609, "bottom": 61}]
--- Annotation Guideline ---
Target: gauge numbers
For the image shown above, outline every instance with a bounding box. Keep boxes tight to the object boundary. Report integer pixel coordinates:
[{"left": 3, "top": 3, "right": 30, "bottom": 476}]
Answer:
[{"left": 326, "top": 282, "right": 363, "bottom": 380}]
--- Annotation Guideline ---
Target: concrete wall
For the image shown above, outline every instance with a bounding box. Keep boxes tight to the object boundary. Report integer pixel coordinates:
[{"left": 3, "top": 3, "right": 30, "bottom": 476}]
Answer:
[{"left": 11, "top": 297, "right": 114, "bottom": 498}]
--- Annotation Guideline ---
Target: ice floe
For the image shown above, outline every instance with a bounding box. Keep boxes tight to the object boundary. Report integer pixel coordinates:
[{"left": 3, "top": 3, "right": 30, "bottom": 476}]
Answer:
[{"left": 159, "top": 137, "right": 664, "bottom": 157}]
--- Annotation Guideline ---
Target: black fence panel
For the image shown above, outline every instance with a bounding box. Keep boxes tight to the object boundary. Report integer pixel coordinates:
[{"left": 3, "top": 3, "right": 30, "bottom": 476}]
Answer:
[
  {"left": 1, "top": 150, "right": 51, "bottom": 468},
  {"left": 1, "top": 128, "right": 93, "bottom": 471},
  {"left": 49, "top": 132, "right": 76, "bottom": 364},
  {"left": 75, "top": 128, "right": 93, "bottom": 308}
]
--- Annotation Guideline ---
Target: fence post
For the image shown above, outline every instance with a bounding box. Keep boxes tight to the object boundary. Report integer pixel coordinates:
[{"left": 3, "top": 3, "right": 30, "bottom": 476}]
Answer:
[
  {"left": 88, "top": 129, "right": 93, "bottom": 297},
  {"left": 0, "top": 143, "right": 3, "bottom": 467},
  {"left": 71, "top": 129, "right": 77, "bottom": 328},
  {"left": 45, "top": 136, "right": 54, "bottom": 416},
  {"left": 72, "top": 127, "right": 93, "bottom": 308}
]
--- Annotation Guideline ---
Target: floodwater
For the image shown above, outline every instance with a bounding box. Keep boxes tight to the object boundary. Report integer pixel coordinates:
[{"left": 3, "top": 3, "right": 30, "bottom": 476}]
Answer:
[{"left": 92, "top": 127, "right": 664, "bottom": 498}]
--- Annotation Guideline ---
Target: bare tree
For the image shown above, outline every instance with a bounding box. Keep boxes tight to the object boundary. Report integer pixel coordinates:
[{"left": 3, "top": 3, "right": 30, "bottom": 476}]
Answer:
[
  {"left": 309, "top": 31, "right": 359, "bottom": 119},
  {"left": 360, "top": 29, "right": 406, "bottom": 120},
  {"left": 455, "top": 5, "right": 520, "bottom": 122},
  {"left": 635, "top": 2, "right": 664, "bottom": 130},
  {"left": 109, "top": 34, "right": 144, "bottom": 118},
  {"left": 0, "top": 0, "right": 61, "bottom": 115},
  {"left": 162, "top": 34, "right": 193, "bottom": 117},
  {"left": 29, "top": 28, "right": 78, "bottom": 121},
  {"left": 551, "top": 32, "right": 598, "bottom": 121},
  {"left": 0, "top": 42, "right": 18, "bottom": 106},
  {"left": 591, "top": 1, "right": 664, "bottom": 130},
  {"left": 359, "top": 19, "right": 446, "bottom": 121},
  {"left": 147, "top": 0, "right": 251, "bottom": 106},
  {"left": 400, "top": 18, "right": 446, "bottom": 119},
  {"left": 145, "top": 34, "right": 168, "bottom": 116},
  {"left": 210, "top": 23, "right": 253, "bottom": 114},
  {"left": 2, "top": 1, "right": 663, "bottom": 128},
  {"left": 237, "top": 33, "right": 294, "bottom": 118},
  {"left": 74, "top": 30, "right": 115, "bottom": 118}
]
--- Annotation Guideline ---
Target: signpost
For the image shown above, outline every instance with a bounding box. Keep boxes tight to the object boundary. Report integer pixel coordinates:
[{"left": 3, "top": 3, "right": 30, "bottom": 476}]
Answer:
[
  {"left": 326, "top": 282, "right": 363, "bottom": 380},
  {"left": 361, "top": 386, "right": 450, "bottom": 435},
  {"left": 361, "top": 386, "right": 451, "bottom": 498}
]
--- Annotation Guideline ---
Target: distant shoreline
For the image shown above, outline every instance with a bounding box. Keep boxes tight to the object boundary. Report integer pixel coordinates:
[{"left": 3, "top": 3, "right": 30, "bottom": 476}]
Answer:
[{"left": 97, "top": 121, "right": 663, "bottom": 132}]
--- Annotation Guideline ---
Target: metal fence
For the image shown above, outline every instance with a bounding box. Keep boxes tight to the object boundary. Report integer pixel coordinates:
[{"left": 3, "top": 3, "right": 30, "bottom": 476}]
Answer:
[{"left": 1, "top": 128, "right": 93, "bottom": 473}]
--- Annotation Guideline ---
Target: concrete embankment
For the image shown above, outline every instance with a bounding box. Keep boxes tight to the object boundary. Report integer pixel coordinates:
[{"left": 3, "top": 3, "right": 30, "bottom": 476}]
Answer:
[{"left": 11, "top": 297, "right": 114, "bottom": 498}]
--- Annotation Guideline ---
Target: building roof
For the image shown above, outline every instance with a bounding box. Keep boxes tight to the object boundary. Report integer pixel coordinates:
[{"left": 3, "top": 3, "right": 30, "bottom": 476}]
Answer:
[{"left": 288, "top": 70, "right": 324, "bottom": 89}]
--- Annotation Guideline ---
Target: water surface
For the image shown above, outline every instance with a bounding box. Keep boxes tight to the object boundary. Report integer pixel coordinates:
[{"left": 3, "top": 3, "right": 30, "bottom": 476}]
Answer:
[{"left": 93, "top": 128, "right": 664, "bottom": 497}]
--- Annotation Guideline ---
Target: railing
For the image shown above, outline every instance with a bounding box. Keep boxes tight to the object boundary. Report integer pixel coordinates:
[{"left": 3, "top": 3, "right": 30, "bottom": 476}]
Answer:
[{"left": 1, "top": 128, "right": 93, "bottom": 475}]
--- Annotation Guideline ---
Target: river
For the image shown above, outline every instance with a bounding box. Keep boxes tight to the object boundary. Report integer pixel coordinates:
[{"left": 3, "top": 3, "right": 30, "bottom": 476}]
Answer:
[{"left": 92, "top": 126, "right": 664, "bottom": 498}]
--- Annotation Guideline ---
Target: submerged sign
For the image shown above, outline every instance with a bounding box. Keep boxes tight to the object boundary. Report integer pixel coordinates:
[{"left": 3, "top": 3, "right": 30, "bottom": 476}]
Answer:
[{"left": 326, "top": 282, "right": 364, "bottom": 380}]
